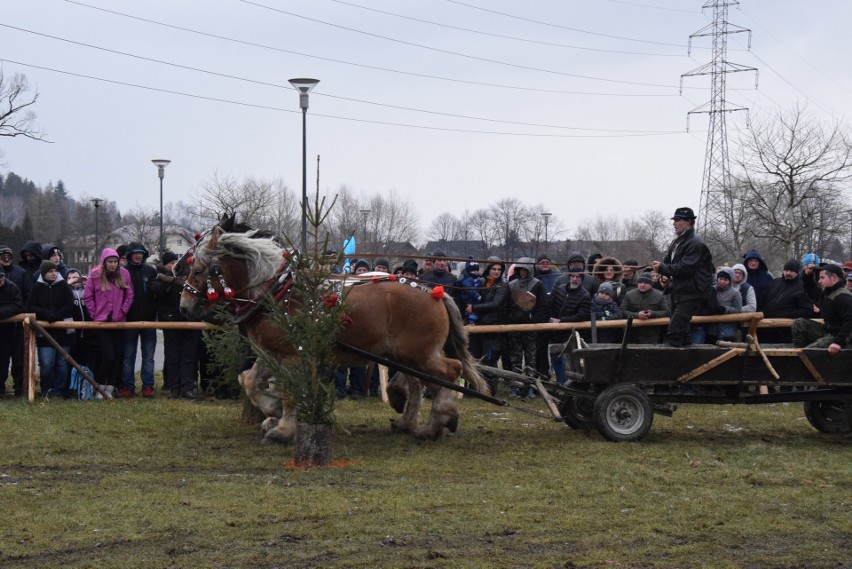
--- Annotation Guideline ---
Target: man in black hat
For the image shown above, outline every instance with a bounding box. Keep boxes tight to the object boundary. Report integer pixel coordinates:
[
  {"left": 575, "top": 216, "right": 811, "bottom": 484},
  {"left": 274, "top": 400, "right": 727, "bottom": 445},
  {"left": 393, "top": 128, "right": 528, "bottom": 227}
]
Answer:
[
  {"left": 652, "top": 207, "right": 714, "bottom": 347},
  {"left": 0, "top": 264, "right": 24, "bottom": 397},
  {"left": 792, "top": 264, "right": 852, "bottom": 353}
]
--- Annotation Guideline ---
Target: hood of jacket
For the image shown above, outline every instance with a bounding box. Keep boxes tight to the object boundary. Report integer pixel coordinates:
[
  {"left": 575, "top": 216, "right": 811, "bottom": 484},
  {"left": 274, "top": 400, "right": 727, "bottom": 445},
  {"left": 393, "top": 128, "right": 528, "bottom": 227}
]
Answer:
[
  {"left": 125, "top": 241, "right": 150, "bottom": 261},
  {"left": 566, "top": 251, "right": 585, "bottom": 265},
  {"left": 592, "top": 256, "right": 623, "bottom": 283},
  {"left": 743, "top": 249, "right": 769, "bottom": 272},
  {"left": 513, "top": 257, "right": 535, "bottom": 277},
  {"left": 100, "top": 247, "right": 121, "bottom": 265},
  {"left": 20, "top": 240, "right": 43, "bottom": 263}
]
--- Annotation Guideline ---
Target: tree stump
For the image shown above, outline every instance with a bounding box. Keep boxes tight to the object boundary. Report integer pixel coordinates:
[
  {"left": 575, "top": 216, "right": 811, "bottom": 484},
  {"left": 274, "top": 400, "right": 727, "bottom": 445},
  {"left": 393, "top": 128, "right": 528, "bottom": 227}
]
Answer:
[{"left": 294, "top": 423, "right": 333, "bottom": 467}]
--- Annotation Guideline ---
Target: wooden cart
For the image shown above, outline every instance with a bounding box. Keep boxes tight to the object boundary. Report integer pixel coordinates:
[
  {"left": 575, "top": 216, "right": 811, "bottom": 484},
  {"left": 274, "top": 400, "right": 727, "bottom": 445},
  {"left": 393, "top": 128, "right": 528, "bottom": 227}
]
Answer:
[{"left": 547, "top": 331, "right": 852, "bottom": 442}]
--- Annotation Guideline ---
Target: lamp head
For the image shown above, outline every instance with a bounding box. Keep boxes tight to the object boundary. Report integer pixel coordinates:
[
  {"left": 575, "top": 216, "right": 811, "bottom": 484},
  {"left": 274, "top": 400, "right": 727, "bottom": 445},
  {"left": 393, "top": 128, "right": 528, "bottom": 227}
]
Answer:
[
  {"left": 152, "top": 159, "right": 171, "bottom": 179},
  {"left": 288, "top": 78, "right": 320, "bottom": 110}
]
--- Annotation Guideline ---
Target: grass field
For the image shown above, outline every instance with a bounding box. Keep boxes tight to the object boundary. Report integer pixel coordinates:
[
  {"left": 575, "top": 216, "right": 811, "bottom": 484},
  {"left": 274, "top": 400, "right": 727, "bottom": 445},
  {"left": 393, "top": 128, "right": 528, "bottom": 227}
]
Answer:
[{"left": 0, "top": 393, "right": 849, "bottom": 569}]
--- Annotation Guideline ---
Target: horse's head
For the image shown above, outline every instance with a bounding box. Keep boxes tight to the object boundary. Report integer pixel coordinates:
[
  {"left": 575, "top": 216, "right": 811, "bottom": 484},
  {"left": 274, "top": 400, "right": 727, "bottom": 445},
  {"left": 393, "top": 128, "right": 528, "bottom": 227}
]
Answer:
[
  {"left": 179, "top": 216, "right": 289, "bottom": 320},
  {"left": 179, "top": 224, "right": 225, "bottom": 320}
]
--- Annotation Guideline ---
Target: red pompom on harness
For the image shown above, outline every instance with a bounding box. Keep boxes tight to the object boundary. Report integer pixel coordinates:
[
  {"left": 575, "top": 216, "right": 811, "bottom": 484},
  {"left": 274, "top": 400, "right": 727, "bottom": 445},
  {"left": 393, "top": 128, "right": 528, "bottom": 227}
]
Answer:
[
  {"left": 205, "top": 278, "right": 219, "bottom": 302},
  {"left": 431, "top": 286, "right": 445, "bottom": 301},
  {"left": 323, "top": 293, "right": 340, "bottom": 308}
]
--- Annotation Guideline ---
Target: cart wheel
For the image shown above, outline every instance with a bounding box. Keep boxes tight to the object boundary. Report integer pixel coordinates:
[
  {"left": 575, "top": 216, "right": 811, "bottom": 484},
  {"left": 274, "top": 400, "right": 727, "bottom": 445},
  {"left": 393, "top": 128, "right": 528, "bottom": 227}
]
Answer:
[
  {"left": 804, "top": 400, "right": 851, "bottom": 434},
  {"left": 558, "top": 396, "right": 595, "bottom": 430},
  {"left": 593, "top": 384, "right": 653, "bottom": 442}
]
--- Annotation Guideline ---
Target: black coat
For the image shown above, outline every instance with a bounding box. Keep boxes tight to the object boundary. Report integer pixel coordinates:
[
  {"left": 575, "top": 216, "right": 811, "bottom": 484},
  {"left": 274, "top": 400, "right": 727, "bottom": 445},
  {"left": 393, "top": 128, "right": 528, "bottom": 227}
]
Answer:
[
  {"left": 659, "top": 227, "right": 714, "bottom": 300},
  {"left": 125, "top": 261, "right": 159, "bottom": 321},
  {"left": 760, "top": 277, "right": 815, "bottom": 319},
  {"left": 819, "top": 283, "right": 852, "bottom": 348},
  {"left": 471, "top": 279, "right": 509, "bottom": 325},
  {"left": 0, "top": 280, "right": 24, "bottom": 338},
  {"left": 26, "top": 277, "right": 75, "bottom": 347},
  {"left": 152, "top": 268, "right": 187, "bottom": 322},
  {"left": 548, "top": 276, "right": 591, "bottom": 342}
]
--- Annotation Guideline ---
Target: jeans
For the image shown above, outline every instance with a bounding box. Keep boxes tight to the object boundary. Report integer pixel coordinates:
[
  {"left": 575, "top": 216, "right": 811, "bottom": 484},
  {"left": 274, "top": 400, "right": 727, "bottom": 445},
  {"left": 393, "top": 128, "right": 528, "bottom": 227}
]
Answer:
[
  {"left": 122, "top": 328, "right": 156, "bottom": 389},
  {"left": 37, "top": 346, "right": 69, "bottom": 396},
  {"left": 550, "top": 353, "right": 567, "bottom": 385}
]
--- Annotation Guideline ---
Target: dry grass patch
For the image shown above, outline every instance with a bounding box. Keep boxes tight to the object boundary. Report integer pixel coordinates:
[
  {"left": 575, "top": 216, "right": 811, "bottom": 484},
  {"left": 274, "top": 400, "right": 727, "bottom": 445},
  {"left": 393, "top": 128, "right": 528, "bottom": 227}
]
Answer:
[{"left": 0, "top": 395, "right": 849, "bottom": 568}]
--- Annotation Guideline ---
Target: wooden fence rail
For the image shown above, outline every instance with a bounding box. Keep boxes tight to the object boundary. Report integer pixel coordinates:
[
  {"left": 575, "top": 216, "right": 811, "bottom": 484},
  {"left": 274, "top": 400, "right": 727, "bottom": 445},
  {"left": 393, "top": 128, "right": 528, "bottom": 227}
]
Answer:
[{"left": 0, "top": 312, "right": 821, "bottom": 402}]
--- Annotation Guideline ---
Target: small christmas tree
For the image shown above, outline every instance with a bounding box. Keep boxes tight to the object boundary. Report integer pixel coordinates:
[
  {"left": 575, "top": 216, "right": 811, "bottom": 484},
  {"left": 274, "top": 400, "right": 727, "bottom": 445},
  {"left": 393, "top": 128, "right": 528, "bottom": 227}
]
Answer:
[{"left": 253, "top": 191, "right": 347, "bottom": 466}]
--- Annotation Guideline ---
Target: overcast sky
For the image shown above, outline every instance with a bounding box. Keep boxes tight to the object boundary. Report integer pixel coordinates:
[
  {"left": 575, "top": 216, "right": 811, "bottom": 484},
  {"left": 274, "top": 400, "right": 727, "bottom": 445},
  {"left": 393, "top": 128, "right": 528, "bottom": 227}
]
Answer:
[{"left": 2, "top": 0, "right": 850, "bottom": 238}]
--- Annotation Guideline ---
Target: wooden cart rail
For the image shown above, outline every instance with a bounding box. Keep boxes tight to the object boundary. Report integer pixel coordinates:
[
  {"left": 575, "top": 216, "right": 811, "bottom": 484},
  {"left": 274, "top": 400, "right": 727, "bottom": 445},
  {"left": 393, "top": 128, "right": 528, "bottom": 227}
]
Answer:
[{"left": 468, "top": 313, "right": 823, "bottom": 336}]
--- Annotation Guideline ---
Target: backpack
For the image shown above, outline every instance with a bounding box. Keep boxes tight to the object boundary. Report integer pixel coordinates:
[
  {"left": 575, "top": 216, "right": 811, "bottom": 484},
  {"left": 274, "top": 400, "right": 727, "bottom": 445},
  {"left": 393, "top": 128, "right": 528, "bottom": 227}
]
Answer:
[{"left": 69, "top": 366, "right": 95, "bottom": 400}]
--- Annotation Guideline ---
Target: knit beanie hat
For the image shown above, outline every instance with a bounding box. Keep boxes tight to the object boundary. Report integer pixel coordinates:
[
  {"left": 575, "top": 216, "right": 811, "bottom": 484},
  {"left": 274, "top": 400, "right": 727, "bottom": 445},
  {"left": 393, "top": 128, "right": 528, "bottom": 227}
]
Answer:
[
  {"left": 402, "top": 259, "right": 418, "bottom": 274},
  {"left": 40, "top": 260, "right": 58, "bottom": 279},
  {"left": 637, "top": 272, "right": 653, "bottom": 284},
  {"left": 783, "top": 259, "right": 801, "bottom": 273},
  {"left": 161, "top": 251, "right": 180, "bottom": 265},
  {"left": 536, "top": 252, "right": 552, "bottom": 264},
  {"left": 353, "top": 259, "right": 371, "bottom": 273},
  {"left": 597, "top": 282, "right": 615, "bottom": 297},
  {"left": 374, "top": 257, "right": 390, "bottom": 271}
]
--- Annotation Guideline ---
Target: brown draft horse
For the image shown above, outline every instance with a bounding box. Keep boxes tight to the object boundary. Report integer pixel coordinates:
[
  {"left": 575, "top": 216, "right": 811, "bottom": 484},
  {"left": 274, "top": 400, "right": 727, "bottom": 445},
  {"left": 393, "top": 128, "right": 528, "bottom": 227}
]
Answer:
[{"left": 177, "top": 217, "right": 487, "bottom": 442}]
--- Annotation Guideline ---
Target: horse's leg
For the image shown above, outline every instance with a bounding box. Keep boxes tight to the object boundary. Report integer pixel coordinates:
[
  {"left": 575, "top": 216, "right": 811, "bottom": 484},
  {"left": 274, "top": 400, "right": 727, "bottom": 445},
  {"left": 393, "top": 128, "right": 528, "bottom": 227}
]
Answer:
[
  {"left": 386, "top": 371, "right": 409, "bottom": 413},
  {"left": 261, "top": 403, "right": 297, "bottom": 445},
  {"left": 414, "top": 358, "right": 463, "bottom": 440},
  {"left": 415, "top": 384, "right": 460, "bottom": 440},
  {"left": 391, "top": 375, "right": 421, "bottom": 434}
]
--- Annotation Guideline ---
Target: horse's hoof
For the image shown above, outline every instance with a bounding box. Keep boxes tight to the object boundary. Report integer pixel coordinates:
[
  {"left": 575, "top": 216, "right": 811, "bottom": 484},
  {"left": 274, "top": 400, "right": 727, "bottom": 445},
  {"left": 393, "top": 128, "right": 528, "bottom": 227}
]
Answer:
[
  {"left": 390, "top": 419, "right": 412, "bottom": 434},
  {"left": 262, "top": 431, "right": 294, "bottom": 445},
  {"left": 446, "top": 415, "right": 459, "bottom": 433}
]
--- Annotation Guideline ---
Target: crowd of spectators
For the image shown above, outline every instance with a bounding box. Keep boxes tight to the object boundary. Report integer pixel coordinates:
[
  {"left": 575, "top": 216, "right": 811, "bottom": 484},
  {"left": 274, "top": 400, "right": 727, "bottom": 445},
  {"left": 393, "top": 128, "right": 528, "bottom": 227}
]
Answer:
[
  {"left": 3, "top": 209, "right": 851, "bottom": 400},
  {"left": 0, "top": 242, "right": 211, "bottom": 400}
]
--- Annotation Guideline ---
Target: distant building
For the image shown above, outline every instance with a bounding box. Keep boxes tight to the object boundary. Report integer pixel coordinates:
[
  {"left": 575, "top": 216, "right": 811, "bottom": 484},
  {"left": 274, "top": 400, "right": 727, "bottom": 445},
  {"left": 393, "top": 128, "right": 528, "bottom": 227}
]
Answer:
[{"left": 64, "top": 225, "right": 198, "bottom": 269}]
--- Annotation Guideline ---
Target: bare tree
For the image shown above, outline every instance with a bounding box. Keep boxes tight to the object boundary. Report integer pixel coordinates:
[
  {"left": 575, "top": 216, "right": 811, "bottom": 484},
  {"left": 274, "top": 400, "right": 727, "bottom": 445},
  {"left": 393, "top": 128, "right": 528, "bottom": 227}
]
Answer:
[
  {"left": 426, "top": 212, "right": 460, "bottom": 243},
  {"left": 0, "top": 193, "right": 26, "bottom": 227},
  {"left": 0, "top": 69, "right": 48, "bottom": 162},
  {"left": 189, "top": 173, "right": 297, "bottom": 236},
  {"left": 121, "top": 205, "right": 159, "bottom": 251},
  {"left": 625, "top": 209, "right": 669, "bottom": 260},
  {"left": 731, "top": 104, "right": 852, "bottom": 260}
]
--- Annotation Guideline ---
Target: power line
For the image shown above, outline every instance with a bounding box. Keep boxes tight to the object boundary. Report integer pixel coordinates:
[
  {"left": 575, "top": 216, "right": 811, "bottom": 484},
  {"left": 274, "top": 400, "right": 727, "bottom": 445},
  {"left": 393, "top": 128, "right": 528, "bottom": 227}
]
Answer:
[
  {"left": 443, "top": 0, "right": 694, "bottom": 48},
  {"left": 0, "top": 24, "right": 680, "bottom": 134},
  {"left": 238, "top": 0, "right": 682, "bottom": 88},
  {"left": 0, "top": 58, "right": 691, "bottom": 139},
  {"left": 326, "top": 0, "right": 684, "bottom": 57},
  {"left": 62, "top": 0, "right": 686, "bottom": 97},
  {"left": 603, "top": 0, "right": 697, "bottom": 14}
]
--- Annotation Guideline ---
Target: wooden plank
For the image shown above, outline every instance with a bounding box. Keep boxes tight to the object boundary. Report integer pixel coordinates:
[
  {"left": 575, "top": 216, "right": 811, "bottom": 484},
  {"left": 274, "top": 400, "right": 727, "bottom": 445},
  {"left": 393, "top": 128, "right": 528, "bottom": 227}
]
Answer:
[
  {"left": 798, "top": 353, "right": 826, "bottom": 385},
  {"left": 746, "top": 334, "right": 780, "bottom": 381},
  {"left": 676, "top": 348, "right": 745, "bottom": 383},
  {"left": 533, "top": 378, "right": 562, "bottom": 420}
]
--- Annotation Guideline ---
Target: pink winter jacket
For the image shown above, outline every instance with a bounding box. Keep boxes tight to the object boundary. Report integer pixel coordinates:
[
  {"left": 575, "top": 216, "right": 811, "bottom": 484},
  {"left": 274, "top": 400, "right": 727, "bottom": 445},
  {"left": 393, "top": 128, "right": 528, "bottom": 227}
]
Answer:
[{"left": 83, "top": 248, "right": 134, "bottom": 322}]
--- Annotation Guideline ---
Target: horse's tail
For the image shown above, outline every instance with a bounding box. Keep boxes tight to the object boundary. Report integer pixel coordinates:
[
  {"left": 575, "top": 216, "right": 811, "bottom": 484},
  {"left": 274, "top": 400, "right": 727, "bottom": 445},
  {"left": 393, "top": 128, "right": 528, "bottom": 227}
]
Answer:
[{"left": 441, "top": 296, "right": 488, "bottom": 394}]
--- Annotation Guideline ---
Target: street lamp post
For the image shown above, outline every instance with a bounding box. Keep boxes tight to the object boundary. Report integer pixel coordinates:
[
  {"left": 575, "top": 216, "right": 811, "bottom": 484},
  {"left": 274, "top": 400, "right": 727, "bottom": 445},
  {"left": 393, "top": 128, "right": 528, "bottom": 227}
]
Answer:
[
  {"left": 91, "top": 198, "right": 103, "bottom": 262},
  {"left": 359, "top": 209, "right": 370, "bottom": 252},
  {"left": 151, "top": 159, "right": 171, "bottom": 257},
  {"left": 289, "top": 77, "right": 320, "bottom": 254},
  {"left": 542, "top": 212, "right": 552, "bottom": 250}
]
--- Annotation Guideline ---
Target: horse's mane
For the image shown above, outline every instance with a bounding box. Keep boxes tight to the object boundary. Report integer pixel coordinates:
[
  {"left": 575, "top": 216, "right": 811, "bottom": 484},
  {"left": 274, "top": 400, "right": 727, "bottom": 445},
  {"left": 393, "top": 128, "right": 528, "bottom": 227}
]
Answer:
[{"left": 196, "top": 230, "right": 285, "bottom": 294}]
